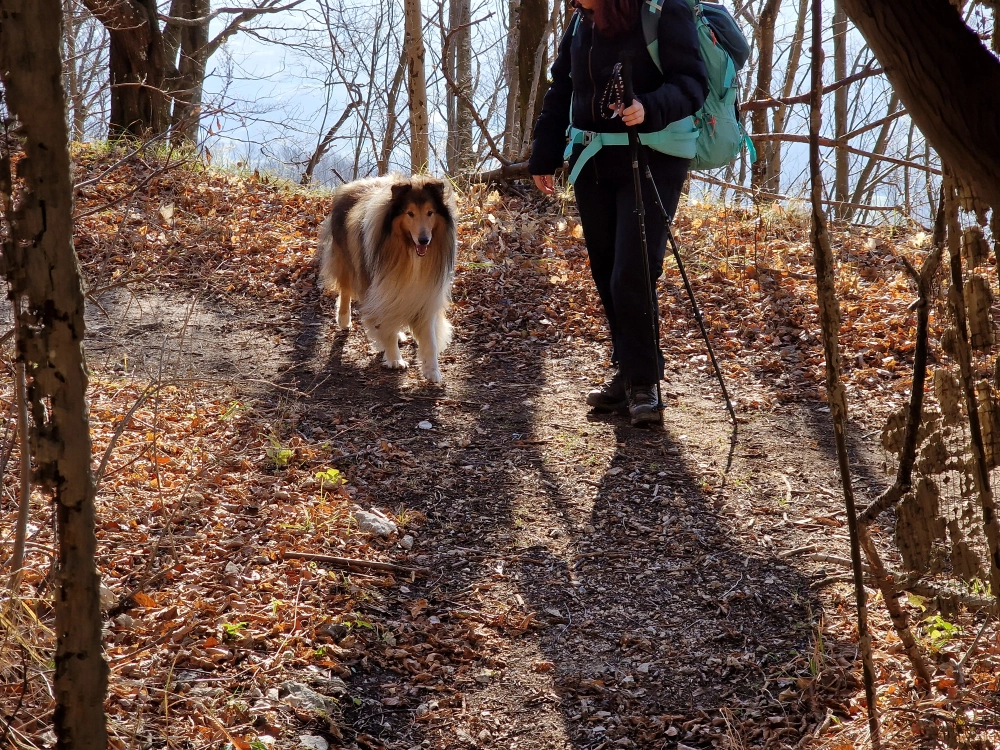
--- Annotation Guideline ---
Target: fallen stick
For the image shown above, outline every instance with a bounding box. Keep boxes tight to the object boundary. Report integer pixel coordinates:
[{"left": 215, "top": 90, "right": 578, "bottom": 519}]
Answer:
[{"left": 281, "top": 551, "right": 430, "bottom": 575}]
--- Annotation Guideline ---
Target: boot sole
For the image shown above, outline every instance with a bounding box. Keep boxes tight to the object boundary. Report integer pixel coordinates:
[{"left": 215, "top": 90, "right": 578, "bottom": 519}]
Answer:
[
  {"left": 586, "top": 397, "right": 628, "bottom": 412},
  {"left": 630, "top": 408, "right": 663, "bottom": 427}
]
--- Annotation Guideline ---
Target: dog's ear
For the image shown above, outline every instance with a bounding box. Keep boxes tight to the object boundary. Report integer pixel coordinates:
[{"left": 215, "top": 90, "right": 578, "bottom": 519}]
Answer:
[
  {"left": 423, "top": 179, "right": 445, "bottom": 206},
  {"left": 390, "top": 182, "right": 411, "bottom": 204}
]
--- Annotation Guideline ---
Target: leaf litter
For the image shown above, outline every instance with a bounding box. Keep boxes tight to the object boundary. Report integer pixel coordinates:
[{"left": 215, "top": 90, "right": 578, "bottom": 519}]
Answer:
[{"left": 0, "top": 144, "right": 996, "bottom": 749}]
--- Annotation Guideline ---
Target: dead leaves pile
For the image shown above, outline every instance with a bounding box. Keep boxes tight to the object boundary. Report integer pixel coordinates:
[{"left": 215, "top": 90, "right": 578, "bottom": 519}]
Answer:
[{"left": 0, "top": 144, "right": 990, "bottom": 749}]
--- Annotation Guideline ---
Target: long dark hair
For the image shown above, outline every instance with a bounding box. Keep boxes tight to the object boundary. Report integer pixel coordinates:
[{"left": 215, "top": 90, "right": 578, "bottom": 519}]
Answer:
[{"left": 588, "top": 0, "right": 641, "bottom": 38}]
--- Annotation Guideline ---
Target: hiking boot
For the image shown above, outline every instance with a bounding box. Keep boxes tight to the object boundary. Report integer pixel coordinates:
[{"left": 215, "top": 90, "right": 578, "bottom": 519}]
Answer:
[
  {"left": 627, "top": 382, "right": 662, "bottom": 427},
  {"left": 586, "top": 369, "right": 627, "bottom": 411}
]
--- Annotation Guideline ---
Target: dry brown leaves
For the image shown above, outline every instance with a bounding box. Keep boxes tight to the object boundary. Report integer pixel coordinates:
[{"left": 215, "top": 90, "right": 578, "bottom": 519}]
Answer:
[{"left": 0, "top": 144, "right": 996, "bottom": 749}]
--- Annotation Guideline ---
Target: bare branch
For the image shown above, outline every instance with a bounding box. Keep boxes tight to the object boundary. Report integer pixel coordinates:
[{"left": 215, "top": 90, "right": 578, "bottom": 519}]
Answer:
[
  {"left": 158, "top": 0, "right": 303, "bottom": 27},
  {"left": 741, "top": 65, "right": 884, "bottom": 111},
  {"left": 749, "top": 132, "right": 942, "bottom": 174}
]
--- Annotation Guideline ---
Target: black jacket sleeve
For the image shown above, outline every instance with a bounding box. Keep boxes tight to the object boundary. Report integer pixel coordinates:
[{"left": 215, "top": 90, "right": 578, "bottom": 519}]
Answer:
[
  {"left": 636, "top": 0, "right": 708, "bottom": 132},
  {"left": 527, "top": 14, "right": 576, "bottom": 176}
]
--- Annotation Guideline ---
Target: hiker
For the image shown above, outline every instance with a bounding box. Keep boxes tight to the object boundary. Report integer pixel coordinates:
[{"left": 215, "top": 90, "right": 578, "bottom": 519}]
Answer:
[{"left": 529, "top": 0, "right": 708, "bottom": 426}]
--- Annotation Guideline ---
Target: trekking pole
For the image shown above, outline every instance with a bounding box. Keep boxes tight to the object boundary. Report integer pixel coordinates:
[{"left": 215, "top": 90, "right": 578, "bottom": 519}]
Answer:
[
  {"left": 620, "top": 54, "right": 663, "bottom": 412},
  {"left": 643, "top": 167, "right": 738, "bottom": 429}
]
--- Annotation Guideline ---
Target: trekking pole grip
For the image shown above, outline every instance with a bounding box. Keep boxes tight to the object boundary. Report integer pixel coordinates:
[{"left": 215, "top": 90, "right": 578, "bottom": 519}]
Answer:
[
  {"left": 621, "top": 53, "right": 635, "bottom": 106},
  {"left": 620, "top": 53, "right": 640, "bottom": 152}
]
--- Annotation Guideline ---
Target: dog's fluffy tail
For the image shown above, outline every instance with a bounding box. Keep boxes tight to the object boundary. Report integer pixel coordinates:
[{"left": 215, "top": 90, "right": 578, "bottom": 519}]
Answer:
[
  {"left": 437, "top": 309, "right": 453, "bottom": 352},
  {"left": 316, "top": 213, "right": 336, "bottom": 292}
]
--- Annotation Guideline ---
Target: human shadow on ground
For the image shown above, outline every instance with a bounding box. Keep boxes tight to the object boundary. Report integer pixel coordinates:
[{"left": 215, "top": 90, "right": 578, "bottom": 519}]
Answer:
[{"left": 271, "top": 267, "right": 860, "bottom": 750}]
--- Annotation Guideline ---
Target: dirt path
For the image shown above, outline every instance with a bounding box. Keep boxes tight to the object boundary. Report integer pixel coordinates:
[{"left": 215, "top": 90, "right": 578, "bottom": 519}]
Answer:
[
  {"left": 71, "top": 259, "right": 885, "bottom": 749},
  {"left": 7, "top": 157, "right": 962, "bottom": 749}
]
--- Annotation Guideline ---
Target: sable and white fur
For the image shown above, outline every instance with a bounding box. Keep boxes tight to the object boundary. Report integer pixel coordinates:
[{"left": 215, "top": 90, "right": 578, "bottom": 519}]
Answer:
[{"left": 317, "top": 174, "right": 457, "bottom": 382}]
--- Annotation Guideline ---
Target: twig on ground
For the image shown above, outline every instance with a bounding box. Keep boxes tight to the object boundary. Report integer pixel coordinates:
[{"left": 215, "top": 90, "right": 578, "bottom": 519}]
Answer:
[{"left": 281, "top": 551, "right": 430, "bottom": 575}]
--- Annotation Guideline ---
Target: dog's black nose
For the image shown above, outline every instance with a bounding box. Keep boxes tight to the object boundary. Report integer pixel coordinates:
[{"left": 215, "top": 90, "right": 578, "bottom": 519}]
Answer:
[{"left": 417, "top": 236, "right": 431, "bottom": 246}]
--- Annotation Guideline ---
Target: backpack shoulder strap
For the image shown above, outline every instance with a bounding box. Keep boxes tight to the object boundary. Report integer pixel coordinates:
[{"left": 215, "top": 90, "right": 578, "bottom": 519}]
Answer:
[{"left": 641, "top": 0, "right": 664, "bottom": 74}]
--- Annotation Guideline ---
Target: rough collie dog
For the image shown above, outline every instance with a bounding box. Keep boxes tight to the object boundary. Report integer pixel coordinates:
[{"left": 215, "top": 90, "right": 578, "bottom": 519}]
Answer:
[{"left": 317, "top": 175, "right": 457, "bottom": 383}]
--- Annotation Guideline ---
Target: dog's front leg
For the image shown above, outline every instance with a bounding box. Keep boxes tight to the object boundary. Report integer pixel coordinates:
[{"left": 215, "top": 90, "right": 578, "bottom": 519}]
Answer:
[
  {"left": 372, "top": 326, "right": 408, "bottom": 370},
  {"left": 411, "top": 316, "right": 442, "bottom": 383}
]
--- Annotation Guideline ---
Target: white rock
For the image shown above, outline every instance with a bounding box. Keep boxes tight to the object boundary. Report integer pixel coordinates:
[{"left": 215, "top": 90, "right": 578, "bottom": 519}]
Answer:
[
  {"left": 281, "top": 681, "right": 339, "bottom": 717},
  {"left": 354, "top": 510, "right": 398, "bottom": 537},
  {"left": 400, "top": 534, "right": 415, "bottom": 550},
  {"left": 298, "top": 736, "right": 329, "bottom": 750},
  {"left": 417, "top": 420, "right": 433, "bottom": 430},
  {"left": 99, "top": 584, "right": 115, "bottom": 611},
  {"left": 114, "top": 614, "right": 135, "bottom": 630}
]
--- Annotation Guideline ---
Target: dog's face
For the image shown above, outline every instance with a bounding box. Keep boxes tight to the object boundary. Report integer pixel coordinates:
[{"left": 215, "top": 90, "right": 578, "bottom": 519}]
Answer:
[{"left": 391, "top": 179, "right": 447, "bottom": 257}]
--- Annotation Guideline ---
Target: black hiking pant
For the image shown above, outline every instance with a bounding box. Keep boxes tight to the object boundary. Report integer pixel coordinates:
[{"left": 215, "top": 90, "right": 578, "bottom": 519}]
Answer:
[{"left": 573, "top": 144, "right": 689, "bottom": 385}]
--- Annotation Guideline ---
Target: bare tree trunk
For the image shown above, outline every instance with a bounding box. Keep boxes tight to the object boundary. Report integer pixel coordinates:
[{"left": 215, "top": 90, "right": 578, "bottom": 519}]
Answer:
[
  {"left": 502, "top": 0, "right": 521, "bottom": 159},
  {"left": 83, "top": 0, "right": 168, "bottom": 138},
  {"left": 942, "top": 169, "right": 1000, "bottom": 608},
  {"left": 378, "top": 50, "right": 408, "bottom": 175},
  {"left": 404, "top": 0, "right": 429, "bottom": 172},
  {"left": 750, "top": 0, "right": 782, "bottom": 192},
  {"left": 838, "top": 0, "right": 1000, "bottom": 211},
  {"left": 832, "top": 1, "right": 849, "bottom": 216},
  {"left": 903, "top": 118, "right": 915, "bottom": 216},
  {"left": 63, "top": 0, "right": 84, "bottom": 141},
  {"left": 519, "top": 0, "right": 559, "bottom": 158},
  {"left": 9, "top": 301, "right": 31, "bottom": 589},
  {"left": 169, "top": 0, "right": 210, "bottom": 142},
  {"left": 517, "top": 0, "right": 547, "bottom": 148},
  {"left": 807, "top": 0, "right": 879, "bottom": 744},
  {"left": 445, "top": 0, "right": 474, "bottom": 174},
  {"left": 0, "top": 1, "right": 109, "bottom": 747},
  {"left": 771, "top": 0, "right": 809, "bottom": 190}
]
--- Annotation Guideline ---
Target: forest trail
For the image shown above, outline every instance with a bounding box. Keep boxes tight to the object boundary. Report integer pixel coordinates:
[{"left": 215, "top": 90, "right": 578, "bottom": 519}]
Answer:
[
  {"left": 81, "top": 262, "right": 875, "bottom": 750},
  {"left": 2, "top": 151, "right": 981, "bottom": 749}
]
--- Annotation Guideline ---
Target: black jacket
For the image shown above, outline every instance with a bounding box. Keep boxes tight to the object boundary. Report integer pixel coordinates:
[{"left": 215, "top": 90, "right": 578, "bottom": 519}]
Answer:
[{"left": 528, "top": 1, "right": 709, "bottom": 176}]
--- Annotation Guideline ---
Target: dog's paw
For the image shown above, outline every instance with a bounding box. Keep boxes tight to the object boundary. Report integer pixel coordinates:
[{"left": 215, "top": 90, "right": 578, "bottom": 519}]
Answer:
[
  {"left": 422, "top": 367, "right": 443, "bottom": 384},
  {"left": 337, "top": 314, "right": 352, "bottom": 330},
  {"left": 383, "top": 356, "right": 409, "bottom": 370}
]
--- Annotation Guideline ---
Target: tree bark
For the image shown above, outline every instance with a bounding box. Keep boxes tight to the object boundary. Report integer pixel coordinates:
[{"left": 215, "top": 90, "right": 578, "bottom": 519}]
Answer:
[
  {"left": 378, "top": 50, "right": 408, "bottom": 176},
  {"left": 63, "top": 0, "right": 84, "bottom": 141},
  {"left": 169, "top": 0, "right": 210, "bottom": 142},
  {"left": 832, "top": 1, "right": 849, "bottom": 216},
  {"left": 502, "top": 0, "right": 521, "bottom": 159},
  {"left": 0, "top": 1, "right": 109, "bottom": 747},
  {"left": 750, "top": 0, "right": 782, "bottom": 192},
  {"left": 807, "top": 0, "right": 879, "bottom": 742},
  {"left": 83, "top": 0, "right": 168, "bottom": 138},
  {"left": 404, "top": 0, "right": 429, "bottom": 172},
  {"left": 516, "top": 0, "right": 547, "bottom": 149},
  {"left": 770, "top": 0, "right": 809, "bottom": 186},
  {"left": 838, "top": 0, "right": 1000, "bottom": 210},
  {"left": 446, "top": 0, "right": 474, "bottom": 174},
  {"left": 942, "top": 170, "right": 1000, "bottom": 609}
]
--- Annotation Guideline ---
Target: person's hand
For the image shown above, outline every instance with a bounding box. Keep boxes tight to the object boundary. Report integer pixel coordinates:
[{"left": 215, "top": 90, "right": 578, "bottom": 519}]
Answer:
[
  {"left": 533, "top": 174, "right": 554, "bottom": 195},
  {"left": 610, "top": 98, "right": 645, "bottom": 127}
]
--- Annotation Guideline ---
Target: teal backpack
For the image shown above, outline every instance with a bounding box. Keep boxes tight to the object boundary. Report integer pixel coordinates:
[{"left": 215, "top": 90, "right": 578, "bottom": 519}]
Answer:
[
  {"left": 642, "top": 0, "right": 756, "bottom": 170},
  {"left": 563, "top": 0, "right": 755, "bottom": 182}
]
